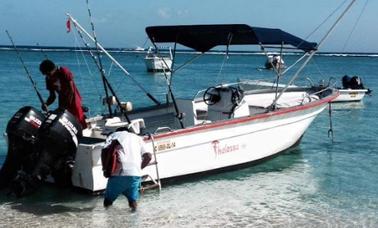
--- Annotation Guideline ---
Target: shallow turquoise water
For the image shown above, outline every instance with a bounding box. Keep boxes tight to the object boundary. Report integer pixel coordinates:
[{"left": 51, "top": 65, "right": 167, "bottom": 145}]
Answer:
[{"left": 0, "top": 50, "right": 377, "bottom": 227}]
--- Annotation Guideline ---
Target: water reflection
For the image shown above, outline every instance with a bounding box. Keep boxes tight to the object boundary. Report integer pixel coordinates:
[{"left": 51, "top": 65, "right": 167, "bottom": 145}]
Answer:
[{"left": 331, "top": 101, "right": 365, "bottom": 110}]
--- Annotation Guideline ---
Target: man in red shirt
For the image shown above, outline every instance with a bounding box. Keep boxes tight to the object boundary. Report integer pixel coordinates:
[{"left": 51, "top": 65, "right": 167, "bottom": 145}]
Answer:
[{"left": 39, "top": 59, "right": 87, "bottom": 128}]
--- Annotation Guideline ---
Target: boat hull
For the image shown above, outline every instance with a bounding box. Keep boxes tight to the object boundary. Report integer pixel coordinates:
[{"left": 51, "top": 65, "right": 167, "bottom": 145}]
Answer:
[
  {"left": 331, "top": 89, "right": 367, "bottom": 102},
  {"left": 144, "top": 57, "right": 172, "bottom": 72},
  {"left": 71, "top": 101, "right": 328, "bottom": 192}
]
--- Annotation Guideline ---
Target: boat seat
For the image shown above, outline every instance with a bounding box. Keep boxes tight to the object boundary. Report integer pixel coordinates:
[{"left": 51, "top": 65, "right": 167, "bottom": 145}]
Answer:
[
  {"left": 176, "top": 98, "right": 208, "bottom": 127},
  {"left": 207, "top": 87, "right": 248, "bottom": 121}
]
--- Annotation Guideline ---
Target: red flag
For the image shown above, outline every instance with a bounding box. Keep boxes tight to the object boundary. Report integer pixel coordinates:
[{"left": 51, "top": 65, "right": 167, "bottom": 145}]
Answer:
[{"left": 66, "top": 19, "right": 71, "bottom": 33}]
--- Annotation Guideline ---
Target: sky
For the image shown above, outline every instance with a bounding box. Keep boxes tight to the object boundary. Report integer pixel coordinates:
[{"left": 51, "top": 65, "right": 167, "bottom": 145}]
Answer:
[{"left": 0, "top": 0, "right": 377, "bottom": 53}]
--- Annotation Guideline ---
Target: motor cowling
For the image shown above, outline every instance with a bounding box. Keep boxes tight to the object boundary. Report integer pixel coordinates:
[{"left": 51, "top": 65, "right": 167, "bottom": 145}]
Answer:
[
  {"left": 2, "top": 108, "right": 83, "bottom": 197},
  {"left": 29, "top": 109, "right": 83, "bottom": 188},
  {"left": 342, "top": 75, "right": 365, "bottom": 90},
  {"left": 38, "top": 109, "right": 83, "bottom": 152},
  {"left": 0, "top": 106, "right": 45, "bottom": 190},
  {"left": 6, "top": 106, "right": 45, "bottom": 142}
]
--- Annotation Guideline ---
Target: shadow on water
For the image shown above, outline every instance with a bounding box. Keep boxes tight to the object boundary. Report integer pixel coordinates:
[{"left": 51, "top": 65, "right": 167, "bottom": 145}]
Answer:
[
  {"left": 0, "top": 184, "right": 98, "bottom": 216},
  {"left": 330, "top": 101, "right": 365, "bottom": 111}
]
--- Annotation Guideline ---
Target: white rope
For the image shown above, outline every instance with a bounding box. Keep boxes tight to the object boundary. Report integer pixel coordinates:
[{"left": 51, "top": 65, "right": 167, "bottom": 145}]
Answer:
[
  {"left": 270, "top": 0, "right": 356, "bottom": 108},
  {"left": 72, "top": 26, "right": 103, "bottom": 97},
  {"left": 216, "top": 52, "right": 229, "bottom": 83},
  {"left": 342, "top": 0, "right": 369, "bottom": 51},
  {"left": 71, "top": 29, "right": 106, "bottom": 114},
  {"left": 304, "top": 0, "right": 349, "bottom": 41}
]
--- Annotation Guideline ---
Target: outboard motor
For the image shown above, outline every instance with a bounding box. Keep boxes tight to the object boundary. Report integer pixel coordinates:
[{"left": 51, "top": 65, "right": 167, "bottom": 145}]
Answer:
[
  {"left": 9, "top": 109, "right": 82, "bottom": 197},
  {"left": 37, "top": 109, "right": 83, "bottom": 183},
  {"left": 0, "top": 106, "right": 45, "bottom": 189},
  {"left": 350, "top": 76, "right": 364, "bottom": 89},
  {"left": 342, "top": 75, "right": 365, "bottom": 90},
  {"left": 342, "top": 75, "right": 351, "bottom": 89}
]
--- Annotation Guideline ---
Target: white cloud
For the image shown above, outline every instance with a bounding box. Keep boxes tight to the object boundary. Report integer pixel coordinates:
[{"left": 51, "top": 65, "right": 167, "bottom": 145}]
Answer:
[
  {"left": 177, "top": 9, "right": 189, "bottom": 17},
  {"left": 157, "top": 8, "right": 189, "bottom": 19},
  {"left": 158, "top": 8, "right": 171, "bottom": 19}
]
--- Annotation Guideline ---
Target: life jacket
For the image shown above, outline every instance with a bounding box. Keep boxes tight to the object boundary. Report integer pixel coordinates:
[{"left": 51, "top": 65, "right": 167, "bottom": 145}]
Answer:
[{"left": 101, "top": 139, "right": 122, "bottom": 178}]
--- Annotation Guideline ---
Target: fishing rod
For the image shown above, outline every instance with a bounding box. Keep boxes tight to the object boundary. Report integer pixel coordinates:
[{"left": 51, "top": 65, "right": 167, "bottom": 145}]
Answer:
[
  {"left": 69, "top": 16, "right": 131, "bottom": 123},
  {"left": 85, "top": 0, "right": 113, "bottom": 117},
  {"left": 5, "top": 30, "right": 46, "bottom": 109},
  {"left": 66, "top": 13, "right": 161, "bottom": 106}
]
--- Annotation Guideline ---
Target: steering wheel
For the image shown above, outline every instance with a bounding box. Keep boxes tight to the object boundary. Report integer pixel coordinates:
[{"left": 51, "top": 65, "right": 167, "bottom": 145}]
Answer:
[{"left": 203, "top": 87, "right": 221, "bottom": 105}]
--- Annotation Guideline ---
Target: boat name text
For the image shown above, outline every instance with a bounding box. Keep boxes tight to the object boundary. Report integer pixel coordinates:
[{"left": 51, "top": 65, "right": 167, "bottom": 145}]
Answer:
[{"left": 212, "top": 140, "right": 240, "bottom": 156}]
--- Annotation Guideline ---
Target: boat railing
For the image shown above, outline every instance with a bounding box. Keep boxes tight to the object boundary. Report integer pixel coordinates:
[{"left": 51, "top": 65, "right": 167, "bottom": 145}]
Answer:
[{"left": 154, "top": 126, "right": 173, "bottom": 134}]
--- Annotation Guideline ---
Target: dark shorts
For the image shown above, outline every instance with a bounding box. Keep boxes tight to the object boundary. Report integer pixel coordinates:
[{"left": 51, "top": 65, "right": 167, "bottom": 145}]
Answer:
[{"left": 104, "top": 176, "right": 141, "bottom": 204}]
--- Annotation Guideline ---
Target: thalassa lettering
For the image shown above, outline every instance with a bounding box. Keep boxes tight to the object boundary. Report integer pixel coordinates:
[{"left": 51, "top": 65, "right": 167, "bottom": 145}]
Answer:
[{"left": 212, "top": 140, "right": 240, "bottom": 156}]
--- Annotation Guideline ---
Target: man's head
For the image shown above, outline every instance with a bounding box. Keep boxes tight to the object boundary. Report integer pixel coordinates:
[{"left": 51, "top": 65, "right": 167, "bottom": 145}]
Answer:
[{"left": 39, "top": 59, "right": 56, "bottom": 76}]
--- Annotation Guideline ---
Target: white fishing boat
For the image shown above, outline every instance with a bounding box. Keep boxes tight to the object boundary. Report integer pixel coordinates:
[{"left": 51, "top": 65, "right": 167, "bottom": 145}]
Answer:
[
  {"left": 2, "top": 0, "right": 357, "bottom": 196},
  {"left": 65, "top": 19, "right": 344, "bottom": 192},
  {"left": 144, "top": 47, "right": 173, "bottom": 72}
]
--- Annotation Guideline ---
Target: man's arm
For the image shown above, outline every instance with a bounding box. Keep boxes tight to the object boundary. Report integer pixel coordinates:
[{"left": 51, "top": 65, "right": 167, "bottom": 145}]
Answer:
[
  {"left": 141, "top": 153, "right": 152, "bottom": 169},
  {"left": 45, "top": 90, "right": 56, "bottom": 106},
  {"left": 42, "top": 90, "right": 56, "bottom": 111}
]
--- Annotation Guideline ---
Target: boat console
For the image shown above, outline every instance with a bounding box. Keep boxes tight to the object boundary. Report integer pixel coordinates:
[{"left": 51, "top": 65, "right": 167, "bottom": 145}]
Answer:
[{"left": 205, "top": 85, "right": 249, "bottom": 121}]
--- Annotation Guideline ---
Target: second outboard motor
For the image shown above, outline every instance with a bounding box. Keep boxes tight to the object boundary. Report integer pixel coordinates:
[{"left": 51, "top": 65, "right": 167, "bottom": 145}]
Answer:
[
  {"left": 0, "top": 106, "right": 45, "bottom": 189},
  {"left": 9, "top": 109, "right": 83, "bottom": 197},
  {"left": 33, "top": 110, "right": 82, "bottom": 186}
]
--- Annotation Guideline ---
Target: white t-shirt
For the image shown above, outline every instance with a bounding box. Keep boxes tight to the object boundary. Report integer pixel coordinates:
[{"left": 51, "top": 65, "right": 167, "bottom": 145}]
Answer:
[{"left": 104, "top": 131, "right": 149, "bottom": 176}]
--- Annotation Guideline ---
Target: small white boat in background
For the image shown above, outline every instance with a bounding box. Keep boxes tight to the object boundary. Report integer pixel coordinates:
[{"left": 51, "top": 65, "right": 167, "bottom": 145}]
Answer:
[
  {"left": 134, "top": 46, "right": 145, "bottom": 52},
  {"left": 144, "top": 47, "right": 173, "bottom": 72},
  {"left": 332, "top": 75, "right": 372, "bottom": 102},
  {"left": 265, "top": 54, "right": 285, "bottom": 70},
  {"left": 332, "top": 89, "right": 369, "bottom": 102}
]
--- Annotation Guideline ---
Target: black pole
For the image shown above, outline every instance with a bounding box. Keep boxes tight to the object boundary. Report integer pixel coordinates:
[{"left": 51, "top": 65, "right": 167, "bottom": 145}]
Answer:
[
  {"left": 71, "top": 22, "right": 130, "bottom": 123},
  {"left": 86, "top": 0, "right": 113, "bottom": 117},
  {"left": 5, "top": 30, "right": 46, "bottom": 108},
  {"left": 159, "top": 41, "right": 184, "bottom": 129}
]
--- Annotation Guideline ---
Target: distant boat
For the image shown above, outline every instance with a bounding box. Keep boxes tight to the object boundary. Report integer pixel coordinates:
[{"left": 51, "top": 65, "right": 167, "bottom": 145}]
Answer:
[
  {"left": 134, "top": 46, "right": 145, "bottom": 52},
  {"left": 332, "top": 75, "right": 372, "bottom": 102},
  {"left": 264, "top": 54, "right": 285, "bottom": 70},
  {"left": 144, "top": 47, "right": 173, "bottom": 72}
]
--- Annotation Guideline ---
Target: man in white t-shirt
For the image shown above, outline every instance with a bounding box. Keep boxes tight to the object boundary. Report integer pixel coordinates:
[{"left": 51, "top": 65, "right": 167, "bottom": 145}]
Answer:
[{"left": 103, "top": 128, "right": 151, "bottom": 211}]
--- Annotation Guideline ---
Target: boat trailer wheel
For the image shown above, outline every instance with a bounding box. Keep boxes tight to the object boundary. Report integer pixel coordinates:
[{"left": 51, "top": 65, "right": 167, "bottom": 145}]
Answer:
[{"left": 203, "top": 86, "right": 221, "bottom": 105}]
